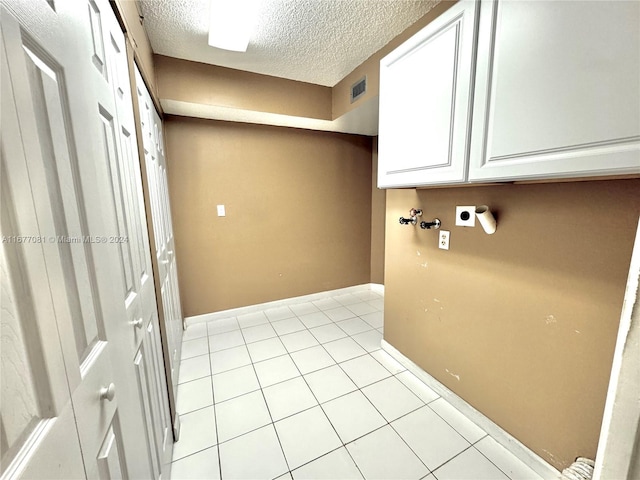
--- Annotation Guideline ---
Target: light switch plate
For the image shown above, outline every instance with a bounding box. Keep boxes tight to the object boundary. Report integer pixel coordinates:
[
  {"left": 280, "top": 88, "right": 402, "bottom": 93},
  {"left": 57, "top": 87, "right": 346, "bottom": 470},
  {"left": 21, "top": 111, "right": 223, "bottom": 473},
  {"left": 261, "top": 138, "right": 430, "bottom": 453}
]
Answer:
[
  {"left": 216, "top": 205, "right": 226, "bottom": 217},
  {"left": 455, "top": 206, "right": 476, "bottom": 227},
  {"left": 439, "top": 231, "right": 450, "bottom": 250}
]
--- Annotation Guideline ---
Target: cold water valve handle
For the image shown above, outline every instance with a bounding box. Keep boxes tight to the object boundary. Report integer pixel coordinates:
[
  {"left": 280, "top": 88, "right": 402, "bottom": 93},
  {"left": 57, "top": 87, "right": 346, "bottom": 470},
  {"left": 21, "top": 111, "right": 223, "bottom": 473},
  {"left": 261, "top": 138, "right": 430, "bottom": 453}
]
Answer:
[{"left": 420, "top": 219, "right": 441, "bottom": 230}]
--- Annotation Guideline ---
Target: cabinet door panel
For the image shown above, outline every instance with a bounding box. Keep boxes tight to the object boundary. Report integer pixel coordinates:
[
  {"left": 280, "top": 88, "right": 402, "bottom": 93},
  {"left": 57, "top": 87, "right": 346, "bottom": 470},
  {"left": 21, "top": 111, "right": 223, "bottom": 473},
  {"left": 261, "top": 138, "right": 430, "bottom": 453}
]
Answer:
[
  {"left": 469, "top": 0, "right": 640, "bottom": 181},
  {"left": 378, "top": 1, "right": 478, "bottom": 188}
]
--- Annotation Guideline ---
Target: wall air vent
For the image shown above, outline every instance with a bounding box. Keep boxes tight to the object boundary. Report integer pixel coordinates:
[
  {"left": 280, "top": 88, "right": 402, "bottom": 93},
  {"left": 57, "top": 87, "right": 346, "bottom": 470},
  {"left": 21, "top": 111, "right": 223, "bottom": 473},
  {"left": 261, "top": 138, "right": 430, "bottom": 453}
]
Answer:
[{"left": 350, "top": 76, "right": 367, "bottom": 104}]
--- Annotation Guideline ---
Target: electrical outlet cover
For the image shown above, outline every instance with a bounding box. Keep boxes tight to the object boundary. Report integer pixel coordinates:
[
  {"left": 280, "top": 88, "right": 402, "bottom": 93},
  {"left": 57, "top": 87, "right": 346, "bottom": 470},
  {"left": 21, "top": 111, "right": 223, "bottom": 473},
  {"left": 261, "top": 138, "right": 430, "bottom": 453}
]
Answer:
[
  {"left": 455, "top": 206, "right": 476, "bottom": 227},
  {"left": 439, "top": 231, "right": 450, "bottom": 250}
]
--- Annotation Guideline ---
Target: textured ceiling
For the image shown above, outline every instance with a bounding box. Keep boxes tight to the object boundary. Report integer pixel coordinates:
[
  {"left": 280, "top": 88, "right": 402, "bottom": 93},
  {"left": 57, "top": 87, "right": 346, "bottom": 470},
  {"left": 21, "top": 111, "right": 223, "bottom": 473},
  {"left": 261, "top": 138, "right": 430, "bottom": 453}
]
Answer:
[{"left": 139, "top": 0, "right": 439, "bottom": 87}]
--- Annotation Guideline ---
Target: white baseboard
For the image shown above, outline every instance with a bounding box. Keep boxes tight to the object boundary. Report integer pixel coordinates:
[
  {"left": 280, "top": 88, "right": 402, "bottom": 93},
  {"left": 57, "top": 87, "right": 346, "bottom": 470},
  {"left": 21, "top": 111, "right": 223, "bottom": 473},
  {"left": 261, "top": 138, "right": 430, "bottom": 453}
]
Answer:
[
  {"left": 381, "top": 339, "right": 561, "bottom": 480},
  {"left": 186, "top": 283, "right": 383, "bottom": 326}
]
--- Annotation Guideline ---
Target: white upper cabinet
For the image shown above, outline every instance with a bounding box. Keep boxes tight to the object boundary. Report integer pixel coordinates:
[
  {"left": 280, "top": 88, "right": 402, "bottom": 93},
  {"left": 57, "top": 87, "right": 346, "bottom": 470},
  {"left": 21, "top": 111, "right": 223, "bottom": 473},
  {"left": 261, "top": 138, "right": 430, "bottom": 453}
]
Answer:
[
  {"left": 378, "top": 1, "right": 479, "bottom": 188},
  {"left": 469, "top": 0, "right": 640, "bottom": 182}
]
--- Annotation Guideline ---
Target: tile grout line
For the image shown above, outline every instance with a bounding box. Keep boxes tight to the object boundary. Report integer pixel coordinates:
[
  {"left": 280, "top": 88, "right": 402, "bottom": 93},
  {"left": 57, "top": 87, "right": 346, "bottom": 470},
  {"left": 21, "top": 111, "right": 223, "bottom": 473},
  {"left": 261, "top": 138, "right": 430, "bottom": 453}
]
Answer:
[
  {"left": 176, "top": 291, "right": 386, "bottom": 477},
  {"left": 179, "top": 349, "right": 477, "bottom": 452},
  {"left": 262, "top": 310, "right": 372, "bottom": 475},
  {"left": 278, "top": 338, "right": 338, "bottom": 477},
  {"left": 284, "top": 310, "right": 430, "bottom": 477},
  {"left": 207, "top": 306, "right": 387, "bottom": 407},
  {"left": 283, "top": 444, "right": 359, "bottom": 478},
  {"left": 327, "top": 359, "right": 434, "bottom": 477},
  {"left": 424, "top": 398, "right": 489, "bottom": 447},
  {"left": 470, "top": 442, "right": 519, "bottom": 480},
  {"left": 260, "top": 296, "right": 382, "bottom": 476},
  {"left": 207, "top": 298, "right": 381, "bottom": 352},
  {"left": 208, "top": 311, "right": 379, "bottom": 375},
  {"left": 180, "top": 333, "right": 390, "bottom": 410},
  {"left": 169, "top": 328, "right": 221, "bottom": 476},
  {"left": 176, "top": 356, "right": 482, "bottom": 475},
  {"left": 211, "top": 305, "right": 373, "bottom": 476},
  {"left": 208, "top": 316, "right": 223, "bottom": 480},
  {"left": 292, "top": 337, "right": 368, "bottom": 479},
  {"left": 296, "top": 299, "right": 430, "bottom": 478},
  {"left": 237, "top": 321, "right": 293, "bottom": 479},
  {"left": 427, "top": 444, "right": 475, "bottom": 478},
  {"left": 178, "top": 290, "right": 512, "bottom": 479}
]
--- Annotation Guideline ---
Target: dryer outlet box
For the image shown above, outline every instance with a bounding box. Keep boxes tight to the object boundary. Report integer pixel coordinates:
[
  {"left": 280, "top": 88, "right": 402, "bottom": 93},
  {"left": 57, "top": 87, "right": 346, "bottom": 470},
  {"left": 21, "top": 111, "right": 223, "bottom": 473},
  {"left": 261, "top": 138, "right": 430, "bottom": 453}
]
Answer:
[{"left": 456, "top": 206, "right": 476, "bottom": 227}]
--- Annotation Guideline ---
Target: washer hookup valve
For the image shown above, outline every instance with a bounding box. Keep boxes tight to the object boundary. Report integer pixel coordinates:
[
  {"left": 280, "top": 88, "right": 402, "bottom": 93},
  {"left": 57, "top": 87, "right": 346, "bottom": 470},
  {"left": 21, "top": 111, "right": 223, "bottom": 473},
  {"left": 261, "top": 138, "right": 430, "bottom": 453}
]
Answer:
[{"left": 399, "top": 208, "right": 422, "bottom": 225}]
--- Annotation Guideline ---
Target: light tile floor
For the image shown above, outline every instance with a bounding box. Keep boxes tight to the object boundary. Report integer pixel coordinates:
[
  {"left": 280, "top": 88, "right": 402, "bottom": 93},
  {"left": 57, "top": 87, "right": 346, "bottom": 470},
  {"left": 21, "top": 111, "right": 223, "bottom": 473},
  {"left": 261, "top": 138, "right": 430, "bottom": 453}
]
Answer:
[{"left": 171, "top": 289, "right": 544, "bottom": 480}]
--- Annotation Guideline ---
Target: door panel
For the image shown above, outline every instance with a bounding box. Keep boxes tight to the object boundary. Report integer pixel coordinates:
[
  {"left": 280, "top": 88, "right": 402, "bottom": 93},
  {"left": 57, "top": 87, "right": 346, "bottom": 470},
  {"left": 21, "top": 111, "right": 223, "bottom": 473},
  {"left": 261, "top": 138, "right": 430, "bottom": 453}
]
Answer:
[
  {"left": 0, "top": 164, "right": 85, "bottom": 479},
  {"left": 468, "top": 0, "right": 640, "bottom": 181},
  {"left": 377, "top": 1, "right": 478, "bottom": 187},
  {"left": 97, "top": 1, "right": 172, "bottom": 474},
  {"left": 71, "top": 348, "right": 119, "bottom": 480},
  {"left": 145, "top": 320, "right": 172, "bottom": 461},
  {"left": 87, "top": 0, "right": 108, "bottom": 80},
  {"left": 19, "top": 40, "right": 106, "bottom": 364},
  {"left": 99, "top": 108, "right": 137, "bottom": 301},
  {"left": 381, "top": 25, "right": 458, "bottom": 173},
  {"left": 134, "top": 319, "right": 172, "bottom": 479},
  {"left": 135, "top": 66, "right": 184, "bottom": 433},
  {"left": 96, "top": 418, "right": 127, "bottom": 480},
  {"left": 1, "top": 11, "right": 85, "bottom": 478},
  {"left": 0, "top": 248, "right": 39, "bottom": 459}
]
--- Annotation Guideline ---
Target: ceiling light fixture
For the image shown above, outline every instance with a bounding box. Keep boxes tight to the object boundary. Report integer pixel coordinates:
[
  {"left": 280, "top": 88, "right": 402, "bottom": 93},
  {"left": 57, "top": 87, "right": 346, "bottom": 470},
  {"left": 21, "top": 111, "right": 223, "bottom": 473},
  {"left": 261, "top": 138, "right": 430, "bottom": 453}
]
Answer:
[{"left": 208, "top": 0, "right": 261, "bottom": 52}]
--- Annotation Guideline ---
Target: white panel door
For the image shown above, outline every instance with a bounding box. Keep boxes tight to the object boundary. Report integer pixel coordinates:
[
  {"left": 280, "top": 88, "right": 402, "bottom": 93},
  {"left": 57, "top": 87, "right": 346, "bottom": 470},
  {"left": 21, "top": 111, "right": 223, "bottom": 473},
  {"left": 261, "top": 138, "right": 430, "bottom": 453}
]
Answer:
[
  {"left": 1, "top": 0, "right": 170, "bottom": 478},
  {"left": 135, "top": 67, "right": 184, "bottom": 418},
  {"left": 1, "top": 29, "right": 86, "bottom": 479},
  {"left": 469, "top": 0, "right": 640, "bottom": 182},
  {"left": 1, "top": 1, "right": 135, "bottom": 477},
  {"left": 378, "top": 1, "right": 478, "bottom": 188},
  {"left": 97, "top": 0, "right": 173, "bottom": 476}
]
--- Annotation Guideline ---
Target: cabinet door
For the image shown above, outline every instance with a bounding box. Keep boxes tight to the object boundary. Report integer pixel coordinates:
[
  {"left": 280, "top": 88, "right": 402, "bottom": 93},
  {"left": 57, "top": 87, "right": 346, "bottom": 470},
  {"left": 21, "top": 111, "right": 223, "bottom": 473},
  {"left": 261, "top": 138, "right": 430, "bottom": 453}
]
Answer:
[
  {"left": 378, "top": 1, "right": 478, "bottom": 188},
  {"left": 469, "top": 0, "right": 640, "bottom": 182}
]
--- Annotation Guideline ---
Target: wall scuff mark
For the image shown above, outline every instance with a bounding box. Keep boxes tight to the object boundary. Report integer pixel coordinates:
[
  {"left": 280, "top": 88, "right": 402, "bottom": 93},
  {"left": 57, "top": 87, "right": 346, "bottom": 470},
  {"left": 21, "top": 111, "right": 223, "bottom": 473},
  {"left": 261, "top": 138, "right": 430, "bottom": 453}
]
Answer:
[{"left": 445, "top": 368, "right": 460, "bottom": 381}]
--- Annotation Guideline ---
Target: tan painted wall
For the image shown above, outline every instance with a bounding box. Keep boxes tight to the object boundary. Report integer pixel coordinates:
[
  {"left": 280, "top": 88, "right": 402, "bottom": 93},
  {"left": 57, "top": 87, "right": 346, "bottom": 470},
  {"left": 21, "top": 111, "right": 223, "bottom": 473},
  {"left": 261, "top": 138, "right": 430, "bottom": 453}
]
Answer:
[
  {"left": 112, "top": 0, "right": 156, "bottom": 95},
  {"left": 384, "top": 179, "right": 640, "bottom": 470},
  {"left": 165, "top": 116, "right": 373, "bottom": 316},
  {"left": 332, "top": 1, "right": 453, "bottom": 118},
  {"left": 370, "top": 138, "right": 385, "bottom": 284},
  {"left": 155, "top": 55, "right": 332, "bottom": 120}
]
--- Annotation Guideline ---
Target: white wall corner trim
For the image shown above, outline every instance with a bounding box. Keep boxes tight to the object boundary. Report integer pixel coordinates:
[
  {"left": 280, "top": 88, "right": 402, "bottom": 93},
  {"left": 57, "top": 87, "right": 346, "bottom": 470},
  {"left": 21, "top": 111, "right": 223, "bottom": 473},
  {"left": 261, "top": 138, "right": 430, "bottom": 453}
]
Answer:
[{"left": 381, "top": 339, "right": 561, "bottom": 479}]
